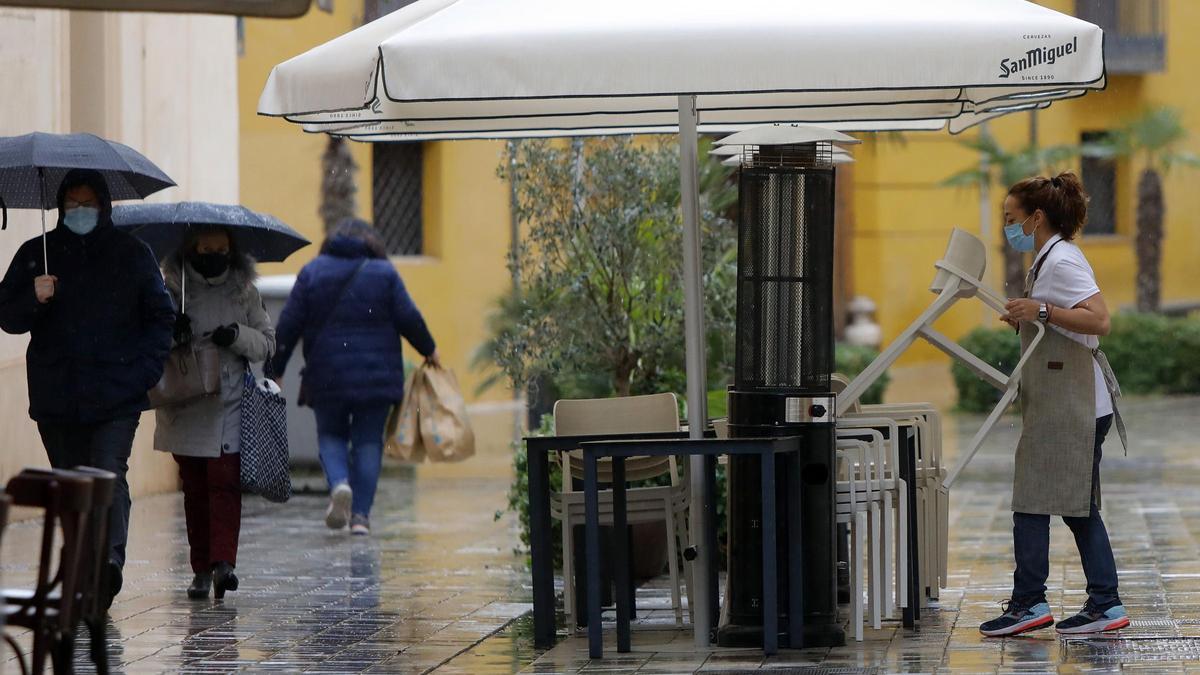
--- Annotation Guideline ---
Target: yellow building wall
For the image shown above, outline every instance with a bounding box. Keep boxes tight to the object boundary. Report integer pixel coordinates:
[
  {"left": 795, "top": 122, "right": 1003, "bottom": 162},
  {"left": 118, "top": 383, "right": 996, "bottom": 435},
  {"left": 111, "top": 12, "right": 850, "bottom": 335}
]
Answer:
[
  {"left": 239, "top": 9, "right": 514, "bottom": 405},
  {"left": 853, "top": 0, "right": 1200, "bottom": 367},
  {"left": 239, "top": 5, "right": 374, "bottom": 261}
]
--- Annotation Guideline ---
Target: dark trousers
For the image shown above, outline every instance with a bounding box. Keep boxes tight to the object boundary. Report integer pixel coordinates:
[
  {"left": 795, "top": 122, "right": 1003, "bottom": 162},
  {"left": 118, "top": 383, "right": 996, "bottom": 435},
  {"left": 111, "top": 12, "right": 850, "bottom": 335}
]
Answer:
[
  {"left": 175, "top": 453, "right": 242, "bottom": 574},
  {"left": 38, "top": 415, "right": 139, "bottom": 568},
  {"left": 1013, "top": 414, "right": 1120, "bottom": 607}
]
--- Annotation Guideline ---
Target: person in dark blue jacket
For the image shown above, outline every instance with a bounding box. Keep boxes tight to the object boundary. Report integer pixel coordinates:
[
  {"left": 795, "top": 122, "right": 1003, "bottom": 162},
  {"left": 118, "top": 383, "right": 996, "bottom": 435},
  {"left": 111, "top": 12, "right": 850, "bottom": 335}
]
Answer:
[
  {"left": 269, "top": 218, "right": 439, "bottom": 536},
  {"left": 0, "top": 169, "right": 175, "bottom": 607}
]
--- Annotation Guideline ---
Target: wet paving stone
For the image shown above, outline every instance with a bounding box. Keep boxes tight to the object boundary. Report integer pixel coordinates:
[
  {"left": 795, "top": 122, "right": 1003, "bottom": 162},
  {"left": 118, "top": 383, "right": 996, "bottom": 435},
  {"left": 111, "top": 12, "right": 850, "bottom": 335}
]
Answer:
[
  {"left": 3, "top": 396, "right": 1199, "bottom": 672},
  {"left": 1, "top": 457, "right": 531, "bottom": 674}
]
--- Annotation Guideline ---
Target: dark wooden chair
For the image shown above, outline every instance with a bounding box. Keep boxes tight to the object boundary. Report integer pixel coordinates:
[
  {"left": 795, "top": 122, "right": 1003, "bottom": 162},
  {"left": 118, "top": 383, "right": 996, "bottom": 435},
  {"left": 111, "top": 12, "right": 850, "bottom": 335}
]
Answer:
[
  {"left": 69, "top": 466, "right": 117, "bottom": 675},
  {"left": 0, "top": 493, "right": 13, "bottom": 673},
  {"left": 2, "top": 469, "right": 95, "bottom": 675}
]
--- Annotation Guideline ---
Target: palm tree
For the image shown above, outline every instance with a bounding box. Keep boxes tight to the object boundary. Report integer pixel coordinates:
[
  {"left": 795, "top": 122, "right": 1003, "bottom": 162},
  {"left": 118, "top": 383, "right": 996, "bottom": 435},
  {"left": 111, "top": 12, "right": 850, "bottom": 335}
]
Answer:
[
  {"left": 1085, "top": 107, "right": 1200, "bottom": 313},
  {"left": 943, "top": 131, "right": 1079, "bottom": 296},
  {"left": 319, "top": 137, "right": 359, "bottom": 233}
]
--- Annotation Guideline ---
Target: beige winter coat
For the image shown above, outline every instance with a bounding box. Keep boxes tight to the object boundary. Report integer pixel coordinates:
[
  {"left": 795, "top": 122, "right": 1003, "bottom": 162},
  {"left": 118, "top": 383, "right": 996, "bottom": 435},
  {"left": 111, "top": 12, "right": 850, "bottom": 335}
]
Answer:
[{"left": 154, "top": 257, "right": 276, "bottom": 458}]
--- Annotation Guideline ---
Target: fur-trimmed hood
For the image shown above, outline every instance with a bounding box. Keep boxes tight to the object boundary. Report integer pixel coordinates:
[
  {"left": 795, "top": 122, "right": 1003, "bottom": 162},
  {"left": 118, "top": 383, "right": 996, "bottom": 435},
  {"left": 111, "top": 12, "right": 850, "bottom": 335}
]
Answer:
[{"left": 163, "top": 251, "right": 260, "bottom": 306}]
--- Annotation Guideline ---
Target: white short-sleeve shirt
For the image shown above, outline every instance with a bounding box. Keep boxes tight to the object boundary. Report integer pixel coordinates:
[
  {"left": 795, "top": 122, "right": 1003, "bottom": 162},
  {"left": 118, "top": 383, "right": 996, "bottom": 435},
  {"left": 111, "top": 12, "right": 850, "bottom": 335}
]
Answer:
[{"left": 1027, "top": 233, "right": 1112, "bottom": 418}]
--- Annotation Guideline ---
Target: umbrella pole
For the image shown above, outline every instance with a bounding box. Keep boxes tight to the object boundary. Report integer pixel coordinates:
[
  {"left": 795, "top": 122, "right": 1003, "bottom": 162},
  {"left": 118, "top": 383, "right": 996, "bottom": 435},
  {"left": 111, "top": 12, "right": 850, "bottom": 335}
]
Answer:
[
  {"left": 678, "top": 95, "right": 711, "bottom": 647},
  {"left": 39, "top": 168, "right": 48, "bottom": 274}
]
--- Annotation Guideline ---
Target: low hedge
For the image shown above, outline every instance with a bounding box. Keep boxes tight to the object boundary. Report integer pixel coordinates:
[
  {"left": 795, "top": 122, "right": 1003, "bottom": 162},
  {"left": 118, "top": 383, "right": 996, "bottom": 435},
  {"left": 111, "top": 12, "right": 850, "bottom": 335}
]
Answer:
[{"left": 953, "top": 312, "right": 1200, "bottom": 412}]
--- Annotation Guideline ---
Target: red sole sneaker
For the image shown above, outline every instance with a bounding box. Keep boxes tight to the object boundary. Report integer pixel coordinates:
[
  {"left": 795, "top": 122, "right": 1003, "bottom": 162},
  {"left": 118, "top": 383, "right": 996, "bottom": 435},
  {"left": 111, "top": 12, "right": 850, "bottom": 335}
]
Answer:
[
  {"left": 981, "top": 613, "right": 1054, "bottom": 637},
  {"left": 1056, "top": 615, "right": 1130, "bottom": 635}
]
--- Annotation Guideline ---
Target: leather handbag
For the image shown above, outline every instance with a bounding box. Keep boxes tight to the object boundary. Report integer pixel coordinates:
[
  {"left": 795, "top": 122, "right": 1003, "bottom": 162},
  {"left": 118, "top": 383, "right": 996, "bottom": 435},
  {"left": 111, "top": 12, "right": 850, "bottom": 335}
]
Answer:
[{"left": 148, "top": 344, "right": 222, "bottom": 409}]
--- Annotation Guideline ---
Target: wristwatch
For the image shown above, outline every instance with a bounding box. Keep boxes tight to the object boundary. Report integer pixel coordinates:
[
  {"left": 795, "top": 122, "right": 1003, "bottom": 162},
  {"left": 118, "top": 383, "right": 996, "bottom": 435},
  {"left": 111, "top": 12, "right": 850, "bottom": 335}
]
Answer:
[{"left": 1038, "top": 302, "right": 1049, "bottom": 323}]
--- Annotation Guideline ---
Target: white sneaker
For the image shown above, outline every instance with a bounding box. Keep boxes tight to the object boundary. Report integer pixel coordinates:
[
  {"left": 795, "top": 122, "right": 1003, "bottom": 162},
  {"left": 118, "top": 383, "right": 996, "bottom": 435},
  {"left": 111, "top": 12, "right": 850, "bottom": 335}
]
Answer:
[{"left": 325, "top": 483, "right": 352, "bottom": 529}]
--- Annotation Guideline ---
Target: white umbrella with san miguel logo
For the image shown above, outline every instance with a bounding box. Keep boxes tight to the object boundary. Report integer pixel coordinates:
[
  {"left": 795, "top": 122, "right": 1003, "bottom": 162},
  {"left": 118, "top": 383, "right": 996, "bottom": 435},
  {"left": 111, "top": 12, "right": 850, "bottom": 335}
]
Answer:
[{"left": 258, "top": 0, "right": 1106, "bottom": 647}]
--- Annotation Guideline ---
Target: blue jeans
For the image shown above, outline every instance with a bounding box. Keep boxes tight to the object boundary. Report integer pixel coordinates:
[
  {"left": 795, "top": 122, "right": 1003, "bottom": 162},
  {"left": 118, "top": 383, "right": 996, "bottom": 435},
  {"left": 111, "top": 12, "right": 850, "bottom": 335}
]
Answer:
[
  {"left": 1013, "top": 414, "right": 1120, "bottom": 607},
  {"left": 313, "top": 402, "right": 392, "bottom": 518}
]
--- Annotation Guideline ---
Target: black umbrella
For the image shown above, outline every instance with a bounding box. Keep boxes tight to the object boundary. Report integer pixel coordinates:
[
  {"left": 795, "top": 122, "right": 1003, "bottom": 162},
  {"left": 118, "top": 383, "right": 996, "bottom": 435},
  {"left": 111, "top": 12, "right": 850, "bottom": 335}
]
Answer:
[
  {"left": 0, "top": 132, "right": 175, "bottom": 269},
  {"left": 111, "top": 202, "right": 311, "bottom": 263}
]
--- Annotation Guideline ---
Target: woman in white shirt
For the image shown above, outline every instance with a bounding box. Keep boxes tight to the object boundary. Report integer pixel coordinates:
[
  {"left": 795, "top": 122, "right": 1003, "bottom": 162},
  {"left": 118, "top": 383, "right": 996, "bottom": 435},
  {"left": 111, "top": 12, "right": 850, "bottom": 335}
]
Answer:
[{"left": 979, "top": 172, "right": 1129, "bottom": 638}]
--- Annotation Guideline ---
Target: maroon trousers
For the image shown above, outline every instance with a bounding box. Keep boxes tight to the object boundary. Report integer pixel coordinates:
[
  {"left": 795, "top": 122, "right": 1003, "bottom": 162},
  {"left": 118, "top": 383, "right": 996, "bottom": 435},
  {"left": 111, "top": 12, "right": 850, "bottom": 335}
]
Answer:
[{"left": 175, "top": 452, "right": 242, "bottom": 574}]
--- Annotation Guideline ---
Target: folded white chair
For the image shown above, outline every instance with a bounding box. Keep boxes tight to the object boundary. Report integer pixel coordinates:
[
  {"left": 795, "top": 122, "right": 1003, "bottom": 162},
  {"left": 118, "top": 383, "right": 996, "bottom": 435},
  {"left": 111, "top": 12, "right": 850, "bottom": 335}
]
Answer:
[{"left": 837, "top": 229, "right": 1046, "bottom": 482}]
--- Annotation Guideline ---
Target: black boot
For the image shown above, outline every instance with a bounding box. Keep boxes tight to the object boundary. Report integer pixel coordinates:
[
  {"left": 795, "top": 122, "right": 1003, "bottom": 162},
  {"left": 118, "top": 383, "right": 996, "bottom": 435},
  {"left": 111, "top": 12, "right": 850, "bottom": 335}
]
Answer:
[
  {"left": 213, "top": 562, "right": 239, "bottom": 600},
  {"left": 105, "top": 561, "right": 123, "bottom": 610},
  {"left": 187, "top": 572, "right": 212, "bottom": 600}
]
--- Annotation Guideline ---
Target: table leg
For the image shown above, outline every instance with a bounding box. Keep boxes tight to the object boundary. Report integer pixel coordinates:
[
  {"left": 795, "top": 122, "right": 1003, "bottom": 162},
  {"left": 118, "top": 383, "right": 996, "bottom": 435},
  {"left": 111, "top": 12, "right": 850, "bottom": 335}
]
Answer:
[
  {"left": 902, "top": 431, "right": 920, "bottom": 627},
  {"left": 585, "top": 451, "right": 603, "bottom": 658},
  {"left": 786, "top": 451, "right": 804, "bottom": 650},
  {"left": 761, "top": 453, "right": 778, "bottom": 656},
  {"left": 612, "top": 457, "right": 631, "bottom": 653},
  {"left": 704, "top": 455, "right": 719, "bottom": 635},
  {"left": 527, "top": 445, "right": 556, "bottom": 648}
]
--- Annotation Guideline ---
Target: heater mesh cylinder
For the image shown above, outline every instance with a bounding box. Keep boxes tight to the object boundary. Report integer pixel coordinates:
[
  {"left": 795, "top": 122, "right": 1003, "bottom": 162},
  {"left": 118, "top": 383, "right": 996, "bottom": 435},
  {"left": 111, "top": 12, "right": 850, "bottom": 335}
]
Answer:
[{"left": 734, "top": 166, "right": 835, "bottom": 391}]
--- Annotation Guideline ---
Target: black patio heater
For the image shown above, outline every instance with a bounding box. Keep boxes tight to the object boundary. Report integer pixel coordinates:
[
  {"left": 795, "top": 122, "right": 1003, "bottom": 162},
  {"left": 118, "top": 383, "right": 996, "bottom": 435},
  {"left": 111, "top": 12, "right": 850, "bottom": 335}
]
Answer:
[{"left": 717, "top": 133, "right": 845, "bottom": 649}]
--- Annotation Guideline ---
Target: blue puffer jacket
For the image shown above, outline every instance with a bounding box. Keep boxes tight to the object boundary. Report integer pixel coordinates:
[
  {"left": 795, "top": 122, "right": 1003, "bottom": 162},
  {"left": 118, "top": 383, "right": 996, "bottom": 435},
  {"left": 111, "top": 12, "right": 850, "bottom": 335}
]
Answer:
[{"left": 268, "top": 236, "right": 435, "bottom": 407}]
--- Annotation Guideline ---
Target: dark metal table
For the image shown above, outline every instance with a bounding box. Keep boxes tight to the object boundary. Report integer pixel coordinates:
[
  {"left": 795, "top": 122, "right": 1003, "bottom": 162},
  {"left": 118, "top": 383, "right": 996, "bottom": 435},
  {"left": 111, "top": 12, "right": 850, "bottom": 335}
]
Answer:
[
  {"left": 525, "top": 431, "right": 701, "bottom": 650},
  {"left": 577, "top": 435, "right": 807, "bottom": 658}
]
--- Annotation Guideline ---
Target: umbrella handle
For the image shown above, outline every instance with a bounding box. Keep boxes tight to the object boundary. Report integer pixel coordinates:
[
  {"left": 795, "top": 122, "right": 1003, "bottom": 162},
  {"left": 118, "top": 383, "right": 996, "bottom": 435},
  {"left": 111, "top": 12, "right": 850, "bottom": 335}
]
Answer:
[{"left": 1, "top": 194, "right": 6, "bottom": 231}]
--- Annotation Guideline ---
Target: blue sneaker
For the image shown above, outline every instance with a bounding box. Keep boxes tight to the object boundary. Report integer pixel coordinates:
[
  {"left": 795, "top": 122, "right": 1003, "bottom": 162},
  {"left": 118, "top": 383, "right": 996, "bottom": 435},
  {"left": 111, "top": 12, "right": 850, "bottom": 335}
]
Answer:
[
  {"left": 980, "top": 599, "right": 1054, "bottom": 637},
  {"left": 1055, "top": 600, "right": 1129, "bottom": 635}
]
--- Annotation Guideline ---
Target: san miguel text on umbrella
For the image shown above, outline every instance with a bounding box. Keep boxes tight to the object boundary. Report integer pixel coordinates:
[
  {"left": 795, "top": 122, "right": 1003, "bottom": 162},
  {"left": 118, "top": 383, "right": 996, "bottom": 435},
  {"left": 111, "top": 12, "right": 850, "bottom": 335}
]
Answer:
[{"left": 998, "top": 36, "right": 1078, "bottom": 79}]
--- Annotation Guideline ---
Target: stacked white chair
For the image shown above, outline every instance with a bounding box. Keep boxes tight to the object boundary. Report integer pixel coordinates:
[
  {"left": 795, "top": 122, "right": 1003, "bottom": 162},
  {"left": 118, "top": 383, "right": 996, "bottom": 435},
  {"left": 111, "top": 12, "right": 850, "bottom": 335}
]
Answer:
[
  {"left": 834, "top": 406, "right": 911, "bottom": 640},
  {"left": 553, "top": 394, "right": 693, "bottom": 629}
]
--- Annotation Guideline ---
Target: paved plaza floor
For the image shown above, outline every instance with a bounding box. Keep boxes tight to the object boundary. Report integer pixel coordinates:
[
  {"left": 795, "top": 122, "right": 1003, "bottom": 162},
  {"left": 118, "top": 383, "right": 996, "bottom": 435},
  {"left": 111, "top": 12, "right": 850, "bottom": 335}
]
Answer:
[{"left": 2, "top": 396, "right": 1200, "bottom": 673}]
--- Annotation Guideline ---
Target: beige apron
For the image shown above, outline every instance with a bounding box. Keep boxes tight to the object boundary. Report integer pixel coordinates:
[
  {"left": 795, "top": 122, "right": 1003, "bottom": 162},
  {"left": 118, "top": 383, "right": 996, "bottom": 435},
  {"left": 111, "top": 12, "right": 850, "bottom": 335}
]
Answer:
[{"left": 1011, "top": 244, "right": 1127, "bottom": 518}]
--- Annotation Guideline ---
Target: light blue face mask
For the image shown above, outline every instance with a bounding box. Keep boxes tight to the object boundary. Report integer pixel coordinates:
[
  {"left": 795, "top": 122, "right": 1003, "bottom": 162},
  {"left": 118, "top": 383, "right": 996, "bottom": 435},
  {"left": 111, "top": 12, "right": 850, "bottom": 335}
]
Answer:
[
  {"left": 1004, "top": 215, "right": 1035, "bottom": 253},
  {"left": 63, "top": 207, "right": 99, "bottom": 236}
]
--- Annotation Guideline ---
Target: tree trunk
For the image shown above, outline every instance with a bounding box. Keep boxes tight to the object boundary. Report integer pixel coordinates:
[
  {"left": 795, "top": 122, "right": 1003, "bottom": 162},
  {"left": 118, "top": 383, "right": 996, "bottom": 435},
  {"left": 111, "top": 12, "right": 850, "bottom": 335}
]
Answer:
[
  {"left": 320, "top": 137, "right": 359, "bottom": 233},
  {"left": 1135, "top": 168, "right": 1164, "bottom": 313},
  {"left": 613, "top": 349, "right": 636, "bottom": 397}
]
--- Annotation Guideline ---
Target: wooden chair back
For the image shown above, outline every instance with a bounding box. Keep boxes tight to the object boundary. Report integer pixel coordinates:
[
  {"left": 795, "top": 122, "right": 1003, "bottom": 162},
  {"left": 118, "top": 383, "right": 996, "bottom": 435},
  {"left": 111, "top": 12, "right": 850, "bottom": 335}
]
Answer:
[{"left": 3, "top": 468, "right": 95, "bottom": 674}]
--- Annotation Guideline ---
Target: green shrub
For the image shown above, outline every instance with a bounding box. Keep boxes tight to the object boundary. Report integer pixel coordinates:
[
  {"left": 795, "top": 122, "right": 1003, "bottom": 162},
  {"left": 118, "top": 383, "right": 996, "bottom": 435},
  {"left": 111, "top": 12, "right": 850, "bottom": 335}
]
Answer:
[
  {"left": 1104, "top": 312, "right": 1200, "bottom": 395},
  {"left": 1102, "top": 313, "right": 1174, "bottom": 394},
  {"left": 951, "top": 313, "right": 1200, "bottom": 410},
  {"left": 952, "top": 327, "right": 1021, "bottom": 413},
  {"left": 1168, "top": 318, "right": 1200, "bottom": 394},
  {"left": 836, "top": 343, "right": 890, "bottom": 405}
]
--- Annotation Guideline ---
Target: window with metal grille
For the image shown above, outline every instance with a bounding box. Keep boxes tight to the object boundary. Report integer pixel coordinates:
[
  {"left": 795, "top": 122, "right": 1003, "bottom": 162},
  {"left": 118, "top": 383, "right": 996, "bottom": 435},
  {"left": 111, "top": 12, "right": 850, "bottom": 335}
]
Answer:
[
  {"left": 364, "top": 0, "right": 419, "bottom": 22},
  {"left": 1081, "top": 131, "right": 1117, "bottom": 236},
  {"left": 1075, "top": 0, "right": 1165, "bottom": 73},
  {"left": 372, "top": 143, "right": 424, "bottom": 256}
]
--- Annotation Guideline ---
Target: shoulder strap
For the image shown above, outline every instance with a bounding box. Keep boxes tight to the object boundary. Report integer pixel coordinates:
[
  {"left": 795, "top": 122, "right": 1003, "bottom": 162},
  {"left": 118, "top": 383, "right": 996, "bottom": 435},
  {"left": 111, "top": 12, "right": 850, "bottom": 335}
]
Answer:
[
  {"left": 310, "top": 260, "right": 368, "bottom": 347},
  {"left": 1024, "top": 238, "right": 1066, "bottom": 297}
]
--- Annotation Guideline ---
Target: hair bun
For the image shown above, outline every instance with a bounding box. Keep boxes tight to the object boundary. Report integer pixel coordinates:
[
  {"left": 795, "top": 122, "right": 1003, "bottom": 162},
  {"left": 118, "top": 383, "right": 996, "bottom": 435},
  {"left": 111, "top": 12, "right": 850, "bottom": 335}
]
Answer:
[{"left": 1051, "top": 175, "right": 1062, "bottom": 188}]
